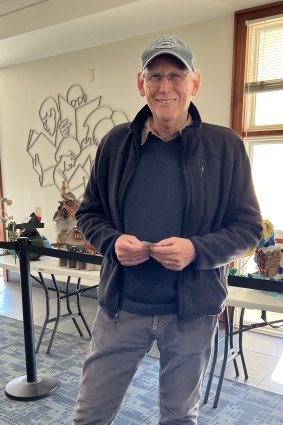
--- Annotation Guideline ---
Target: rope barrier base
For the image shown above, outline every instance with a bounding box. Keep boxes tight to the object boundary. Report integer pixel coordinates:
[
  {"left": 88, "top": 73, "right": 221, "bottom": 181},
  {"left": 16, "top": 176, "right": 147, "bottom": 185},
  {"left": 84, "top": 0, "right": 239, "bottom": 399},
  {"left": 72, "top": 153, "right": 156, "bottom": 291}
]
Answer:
[{"left": 5, "top": 374, "right": 58, "bottom": 401}]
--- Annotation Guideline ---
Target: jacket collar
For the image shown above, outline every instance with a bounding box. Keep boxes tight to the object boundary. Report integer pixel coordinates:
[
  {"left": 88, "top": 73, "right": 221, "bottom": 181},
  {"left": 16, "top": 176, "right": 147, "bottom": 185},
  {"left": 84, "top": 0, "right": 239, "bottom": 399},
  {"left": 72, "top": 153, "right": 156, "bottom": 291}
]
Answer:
[{"left": 130, "top": 102, "right": 202, "bottom": 145}]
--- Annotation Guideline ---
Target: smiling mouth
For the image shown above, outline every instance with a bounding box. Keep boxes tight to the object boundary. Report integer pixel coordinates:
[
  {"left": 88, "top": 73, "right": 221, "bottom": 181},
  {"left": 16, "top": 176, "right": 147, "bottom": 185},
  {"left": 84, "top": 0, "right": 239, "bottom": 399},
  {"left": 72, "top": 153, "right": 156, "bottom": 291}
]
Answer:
[{"left": 157, "top": 99, "right": 175, "bottom": 104}]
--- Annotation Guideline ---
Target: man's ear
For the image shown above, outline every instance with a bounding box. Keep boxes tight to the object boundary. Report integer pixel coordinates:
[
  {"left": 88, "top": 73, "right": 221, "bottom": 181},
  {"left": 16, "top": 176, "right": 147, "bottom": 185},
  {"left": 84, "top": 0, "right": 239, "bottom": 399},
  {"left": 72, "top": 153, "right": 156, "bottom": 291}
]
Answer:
[
  {"left": 192, "top": 71, "right": 201, "bottom": 97},
  {"left": 137, "top": 72, "right": 145, "bottom": 97}
]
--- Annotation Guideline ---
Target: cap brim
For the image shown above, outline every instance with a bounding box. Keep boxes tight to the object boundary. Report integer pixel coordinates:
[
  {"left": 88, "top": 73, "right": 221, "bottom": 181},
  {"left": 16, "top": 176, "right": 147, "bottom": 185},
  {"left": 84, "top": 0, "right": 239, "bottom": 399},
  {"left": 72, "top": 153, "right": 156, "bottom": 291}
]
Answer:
[{"left": 142, "top": 51, "right": 191, "bottom": 71}]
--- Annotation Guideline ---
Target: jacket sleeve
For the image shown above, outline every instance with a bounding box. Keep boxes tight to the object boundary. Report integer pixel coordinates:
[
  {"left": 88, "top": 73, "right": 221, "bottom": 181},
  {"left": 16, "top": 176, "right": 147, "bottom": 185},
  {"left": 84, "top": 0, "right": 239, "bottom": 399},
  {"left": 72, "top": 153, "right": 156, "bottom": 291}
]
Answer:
[
  {"left": 75, "top": 142, "right": 122, "bottom": 260},
  {"left": 190, "top": 139, "right": 262, "bottom": 270}
]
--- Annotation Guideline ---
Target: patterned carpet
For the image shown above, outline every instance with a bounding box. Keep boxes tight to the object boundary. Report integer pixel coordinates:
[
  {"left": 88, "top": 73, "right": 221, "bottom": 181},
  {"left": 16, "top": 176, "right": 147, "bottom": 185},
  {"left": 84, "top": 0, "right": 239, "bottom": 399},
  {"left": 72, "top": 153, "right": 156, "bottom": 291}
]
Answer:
[{"left": 0, "top": 315, "right": 282, "bottom": 425}]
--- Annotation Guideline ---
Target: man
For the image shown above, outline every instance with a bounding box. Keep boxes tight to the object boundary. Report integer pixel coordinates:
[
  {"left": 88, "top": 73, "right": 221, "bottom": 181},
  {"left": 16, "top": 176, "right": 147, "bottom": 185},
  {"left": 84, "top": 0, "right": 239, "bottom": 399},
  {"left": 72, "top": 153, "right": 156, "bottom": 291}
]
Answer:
[{"left": 73, "top": 35, "right": 262, "bottom": 424}]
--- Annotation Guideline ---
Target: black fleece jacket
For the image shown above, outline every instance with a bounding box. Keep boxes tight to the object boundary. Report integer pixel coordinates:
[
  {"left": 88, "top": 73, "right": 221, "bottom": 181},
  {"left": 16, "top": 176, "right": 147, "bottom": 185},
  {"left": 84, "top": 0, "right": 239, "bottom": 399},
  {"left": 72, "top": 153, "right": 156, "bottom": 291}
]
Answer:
[{"left": 76, "top": 102, "right": 262, "bottom": 322}]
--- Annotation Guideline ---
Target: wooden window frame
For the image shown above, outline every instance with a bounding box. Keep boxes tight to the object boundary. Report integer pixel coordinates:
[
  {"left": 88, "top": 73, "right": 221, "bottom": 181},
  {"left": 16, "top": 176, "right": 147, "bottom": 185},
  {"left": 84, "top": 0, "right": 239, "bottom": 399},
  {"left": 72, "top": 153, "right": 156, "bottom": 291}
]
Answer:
[{"left": 230, "top": 1, "right": 283, "bottom": 138}]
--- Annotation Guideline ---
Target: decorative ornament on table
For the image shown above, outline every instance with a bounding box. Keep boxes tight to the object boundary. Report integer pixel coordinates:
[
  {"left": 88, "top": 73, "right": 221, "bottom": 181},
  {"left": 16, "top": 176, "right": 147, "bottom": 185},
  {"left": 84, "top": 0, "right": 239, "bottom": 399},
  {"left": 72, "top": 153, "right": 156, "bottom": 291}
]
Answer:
[
  {"left": 243, "top": 219, "right": 276, "bottom": 258},
  {"left": 53, "top": 180, "right": 80, "bottom": 244},
  {"left": 13, "top": 210, "right": 45, "bottom": 261},
  {"left": 0, "top": 197, "right": 14, "bottom": 255},
  {"left": 53, "top": 181, "right": 99, "bottom": 270},
  {"left": 231, "top": 219, "right": 283, "bottom": 281},
  {"left": 0, "top": 197, "right": 14, "bottom": 229},
  {"left": 253, "top": 219, "right": 283, "bottom": 280},
  {"left": 0, "top": 198, "right": 46, "bottom": 259}
]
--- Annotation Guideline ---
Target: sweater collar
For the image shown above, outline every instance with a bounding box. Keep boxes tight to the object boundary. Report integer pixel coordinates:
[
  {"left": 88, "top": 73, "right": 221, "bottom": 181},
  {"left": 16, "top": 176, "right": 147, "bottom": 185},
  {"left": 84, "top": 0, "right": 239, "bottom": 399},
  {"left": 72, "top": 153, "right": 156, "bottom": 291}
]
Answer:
[{"left": 141, "top": 114, "right": 193, "bottom": 145}]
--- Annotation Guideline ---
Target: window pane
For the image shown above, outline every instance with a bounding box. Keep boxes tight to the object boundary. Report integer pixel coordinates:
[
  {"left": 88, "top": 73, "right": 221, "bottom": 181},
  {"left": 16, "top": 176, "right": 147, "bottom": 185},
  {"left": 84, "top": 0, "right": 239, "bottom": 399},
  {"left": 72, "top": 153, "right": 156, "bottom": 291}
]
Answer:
[
  {"left": 245, "top": 18, "right": 283, "bottom": 131},
  {"left": 258, "top": 25, "right": 283, "bottom": 81},
  {"left": 255, "top": 90, "right": 283, "bottom": 126},
  {"left": 251, "top": 143, "right": 283, "bottom": 231}
]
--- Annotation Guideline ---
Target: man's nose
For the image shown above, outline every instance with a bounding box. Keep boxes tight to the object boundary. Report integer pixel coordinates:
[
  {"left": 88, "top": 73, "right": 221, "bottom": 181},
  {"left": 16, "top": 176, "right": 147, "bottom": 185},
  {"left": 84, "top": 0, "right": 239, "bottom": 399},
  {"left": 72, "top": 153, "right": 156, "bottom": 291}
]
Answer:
[{"left": 159, "top": 75, "right": 171, "bottom": 90}]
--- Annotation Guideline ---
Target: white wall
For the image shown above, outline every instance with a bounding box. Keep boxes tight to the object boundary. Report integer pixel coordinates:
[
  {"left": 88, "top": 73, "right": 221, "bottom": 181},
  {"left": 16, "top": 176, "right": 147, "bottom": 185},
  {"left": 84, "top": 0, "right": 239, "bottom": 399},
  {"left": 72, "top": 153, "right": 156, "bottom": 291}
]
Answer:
[{"left": 0, "top": 14, "right": 233, "bottom": 243}]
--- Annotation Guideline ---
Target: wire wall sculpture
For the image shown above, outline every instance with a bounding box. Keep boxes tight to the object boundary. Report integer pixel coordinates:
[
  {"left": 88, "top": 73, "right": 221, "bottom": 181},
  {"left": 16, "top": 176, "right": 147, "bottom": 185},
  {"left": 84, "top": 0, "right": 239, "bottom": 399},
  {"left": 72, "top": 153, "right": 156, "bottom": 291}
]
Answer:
[{"left": 27, "top": 84, "right": 129, "bottom": 199}]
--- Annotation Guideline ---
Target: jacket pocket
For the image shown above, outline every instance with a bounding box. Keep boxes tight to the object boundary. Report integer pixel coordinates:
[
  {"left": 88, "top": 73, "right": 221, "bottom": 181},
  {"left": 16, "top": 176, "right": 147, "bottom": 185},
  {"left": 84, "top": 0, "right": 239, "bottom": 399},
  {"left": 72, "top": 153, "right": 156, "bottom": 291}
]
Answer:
[
  {"left": 179, "top": 267, "right": 228, "bottom": 321},
  {"left": 98, "top": 259, "right": 122, "bottom": 315}
]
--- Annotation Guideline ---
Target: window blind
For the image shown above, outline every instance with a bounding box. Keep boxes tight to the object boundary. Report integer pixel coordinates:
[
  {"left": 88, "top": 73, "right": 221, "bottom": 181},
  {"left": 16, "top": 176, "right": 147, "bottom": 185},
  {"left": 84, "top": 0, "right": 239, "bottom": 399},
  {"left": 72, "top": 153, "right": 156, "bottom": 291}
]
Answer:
[{"left": 245, "top": 16, "right": 283, "bottom": 94}]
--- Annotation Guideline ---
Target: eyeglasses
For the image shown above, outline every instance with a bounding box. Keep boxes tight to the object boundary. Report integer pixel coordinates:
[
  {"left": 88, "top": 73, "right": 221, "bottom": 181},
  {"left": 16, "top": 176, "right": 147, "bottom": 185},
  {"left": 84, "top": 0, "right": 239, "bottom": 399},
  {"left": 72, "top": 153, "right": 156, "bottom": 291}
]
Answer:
[{"left": 142, "top": 71, "right": 189, "bottom": 87}]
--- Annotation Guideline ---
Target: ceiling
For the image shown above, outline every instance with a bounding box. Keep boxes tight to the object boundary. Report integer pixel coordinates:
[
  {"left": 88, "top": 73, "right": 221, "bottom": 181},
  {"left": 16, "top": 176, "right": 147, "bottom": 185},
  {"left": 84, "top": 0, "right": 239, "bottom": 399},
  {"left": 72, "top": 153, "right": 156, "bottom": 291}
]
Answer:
[
  {"left": 0, "top": 0, "right": 46, "bottom": 17},
  {"left": 0, "top": 0, "right": 278, "bottom": 68}
]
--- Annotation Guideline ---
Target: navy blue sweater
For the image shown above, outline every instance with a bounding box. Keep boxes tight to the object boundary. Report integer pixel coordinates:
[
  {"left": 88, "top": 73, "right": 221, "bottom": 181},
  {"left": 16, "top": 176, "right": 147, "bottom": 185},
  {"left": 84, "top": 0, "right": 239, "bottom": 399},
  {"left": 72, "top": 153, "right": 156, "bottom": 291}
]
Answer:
[{"left": 120, "top": 134, "right": 185, "bottom": 315}]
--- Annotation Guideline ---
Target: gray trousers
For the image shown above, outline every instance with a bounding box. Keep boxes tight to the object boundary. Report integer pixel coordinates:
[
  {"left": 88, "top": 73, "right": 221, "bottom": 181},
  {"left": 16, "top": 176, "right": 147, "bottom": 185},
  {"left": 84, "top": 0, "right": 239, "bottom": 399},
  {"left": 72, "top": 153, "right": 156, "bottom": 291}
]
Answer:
[{"left": 73, "top": 307, "right": 218, "bottom": 425}]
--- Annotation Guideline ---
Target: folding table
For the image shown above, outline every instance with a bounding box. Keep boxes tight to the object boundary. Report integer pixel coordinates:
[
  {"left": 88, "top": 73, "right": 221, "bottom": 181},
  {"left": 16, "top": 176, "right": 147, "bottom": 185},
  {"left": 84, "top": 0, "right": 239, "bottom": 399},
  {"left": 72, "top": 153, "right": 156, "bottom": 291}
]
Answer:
[
  {"left": 204, "top": 279, "right": 283, "bottom": 407},
  {"left": 0, "top": 254, "right": 101, "bottom": 353}
]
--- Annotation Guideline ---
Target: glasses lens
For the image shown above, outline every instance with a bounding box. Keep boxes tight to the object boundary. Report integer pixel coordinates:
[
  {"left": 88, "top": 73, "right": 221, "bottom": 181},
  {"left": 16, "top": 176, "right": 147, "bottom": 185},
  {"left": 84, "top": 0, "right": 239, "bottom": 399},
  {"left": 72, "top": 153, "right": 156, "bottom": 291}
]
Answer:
[
  {"left": 144, "top": 73, "right": 162, "bottom": 85},
  {"left": 168, "top": 72, "right": 186, "bottom": 85},
  {"left": 143, "top": 72, "right": 188, "bottom": 86}
]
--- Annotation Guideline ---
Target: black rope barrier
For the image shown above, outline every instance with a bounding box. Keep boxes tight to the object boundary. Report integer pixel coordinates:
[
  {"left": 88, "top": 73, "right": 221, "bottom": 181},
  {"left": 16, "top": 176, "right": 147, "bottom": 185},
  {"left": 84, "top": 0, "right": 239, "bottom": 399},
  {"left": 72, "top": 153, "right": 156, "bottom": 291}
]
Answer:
[{"left": 0, "top": 240, "right": 103, "bottom": 265}]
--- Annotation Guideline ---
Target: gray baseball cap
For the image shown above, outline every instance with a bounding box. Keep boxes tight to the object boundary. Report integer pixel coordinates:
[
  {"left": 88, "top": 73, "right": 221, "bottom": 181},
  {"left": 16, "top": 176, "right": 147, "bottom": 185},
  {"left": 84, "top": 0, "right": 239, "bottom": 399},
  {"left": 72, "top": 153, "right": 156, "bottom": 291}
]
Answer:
[{"left": 141, "top": 35, "right": 195, "bottom": 71}]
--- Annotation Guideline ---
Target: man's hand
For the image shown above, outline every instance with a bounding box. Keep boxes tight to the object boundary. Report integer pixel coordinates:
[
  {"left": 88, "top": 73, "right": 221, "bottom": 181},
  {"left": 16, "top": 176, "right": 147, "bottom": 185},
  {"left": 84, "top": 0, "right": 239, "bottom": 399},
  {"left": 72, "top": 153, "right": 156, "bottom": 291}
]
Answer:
[
  {"left": 149, "top": 237, "right": 196, "bottom": 271},
  {"left": 115, "top": 234, "right": 150, "bottom": 266}
]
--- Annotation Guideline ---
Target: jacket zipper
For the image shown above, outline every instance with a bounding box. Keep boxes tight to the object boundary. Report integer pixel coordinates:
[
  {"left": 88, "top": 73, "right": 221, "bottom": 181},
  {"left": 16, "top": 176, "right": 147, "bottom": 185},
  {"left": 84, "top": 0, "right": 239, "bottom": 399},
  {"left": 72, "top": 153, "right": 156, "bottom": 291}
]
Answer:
[
  {"left": 113, "top": 312, "right": 119, "bottom": 330},
  {"left": 201, "top": 163, "right": 207, "bottom": 219},
  {"left": 184, "top": 165, "right": 195, "bottom": 237},
  {"left": 178, "top": 156, "right": 195, "bottom": 322}
]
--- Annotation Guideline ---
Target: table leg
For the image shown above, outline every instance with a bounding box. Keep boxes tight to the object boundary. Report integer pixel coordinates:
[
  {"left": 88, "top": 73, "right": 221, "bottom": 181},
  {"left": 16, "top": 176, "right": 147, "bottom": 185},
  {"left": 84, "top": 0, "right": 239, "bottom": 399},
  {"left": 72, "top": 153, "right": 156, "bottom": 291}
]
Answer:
[
  {"left": 75, "top": 277, "right": 91, "bottom": 336},
  {"left": 65, "top": 276, "right": 84, "bottom": 337},
  {"left": 46, "top": 274, "right": 61, "bottom": 354},
  {"left": 34, "top": 272, "right": 51, "bottom": 353},
  {"left": 203, "top": 322, "right": 219, "bottom": 404},
  {"left": 239, "top": 307, "right": 249, "bottom": 379},
  {"left": 34, "top": 272, "right": 95, "bottom": 354},
  {"left": 229, "top": 307, "right": 239, "bottom": 377},
  {"left": 213, "top": 307, "right": 230, "bottom": 408}
]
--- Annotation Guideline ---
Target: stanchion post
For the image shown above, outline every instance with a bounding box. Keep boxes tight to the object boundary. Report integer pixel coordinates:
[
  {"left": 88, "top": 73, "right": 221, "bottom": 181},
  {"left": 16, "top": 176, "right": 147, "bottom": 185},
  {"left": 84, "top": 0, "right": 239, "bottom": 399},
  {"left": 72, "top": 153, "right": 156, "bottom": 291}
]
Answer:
[
  {"left": 5, "top": 237, "right": 58, "bottom": 401},
  {"left": 17, "top": 237, "right": 37, "bottom": 381}
]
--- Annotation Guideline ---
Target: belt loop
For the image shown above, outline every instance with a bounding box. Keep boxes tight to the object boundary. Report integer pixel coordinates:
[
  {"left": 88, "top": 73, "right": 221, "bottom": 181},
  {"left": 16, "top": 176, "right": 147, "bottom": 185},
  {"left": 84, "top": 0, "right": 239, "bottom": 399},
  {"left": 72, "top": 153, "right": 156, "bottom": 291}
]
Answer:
[{"left": 152, "top": 315, "right": 158, "bottom": 334}]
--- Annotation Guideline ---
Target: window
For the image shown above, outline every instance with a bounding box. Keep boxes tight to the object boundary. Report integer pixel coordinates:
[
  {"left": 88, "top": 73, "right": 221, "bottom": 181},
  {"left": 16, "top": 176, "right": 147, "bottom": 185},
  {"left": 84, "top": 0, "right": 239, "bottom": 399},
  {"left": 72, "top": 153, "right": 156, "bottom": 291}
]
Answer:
[
  {"left": 245, "top": 17, "right": 283, "bottom": 132},
  {"left": 232, "top": 3, "right": 283, "bottom": 336},
  {"left": 231, "top": 3, "right": 283, "bottom": 237}
]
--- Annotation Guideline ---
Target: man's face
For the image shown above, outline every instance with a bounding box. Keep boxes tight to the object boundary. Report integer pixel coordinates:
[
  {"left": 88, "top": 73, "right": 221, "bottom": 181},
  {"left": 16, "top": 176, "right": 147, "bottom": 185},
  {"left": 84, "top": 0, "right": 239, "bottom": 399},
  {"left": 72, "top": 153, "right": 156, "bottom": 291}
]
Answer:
[{"left": 137, "top": 55, "right": 200, "bottom": 128}]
